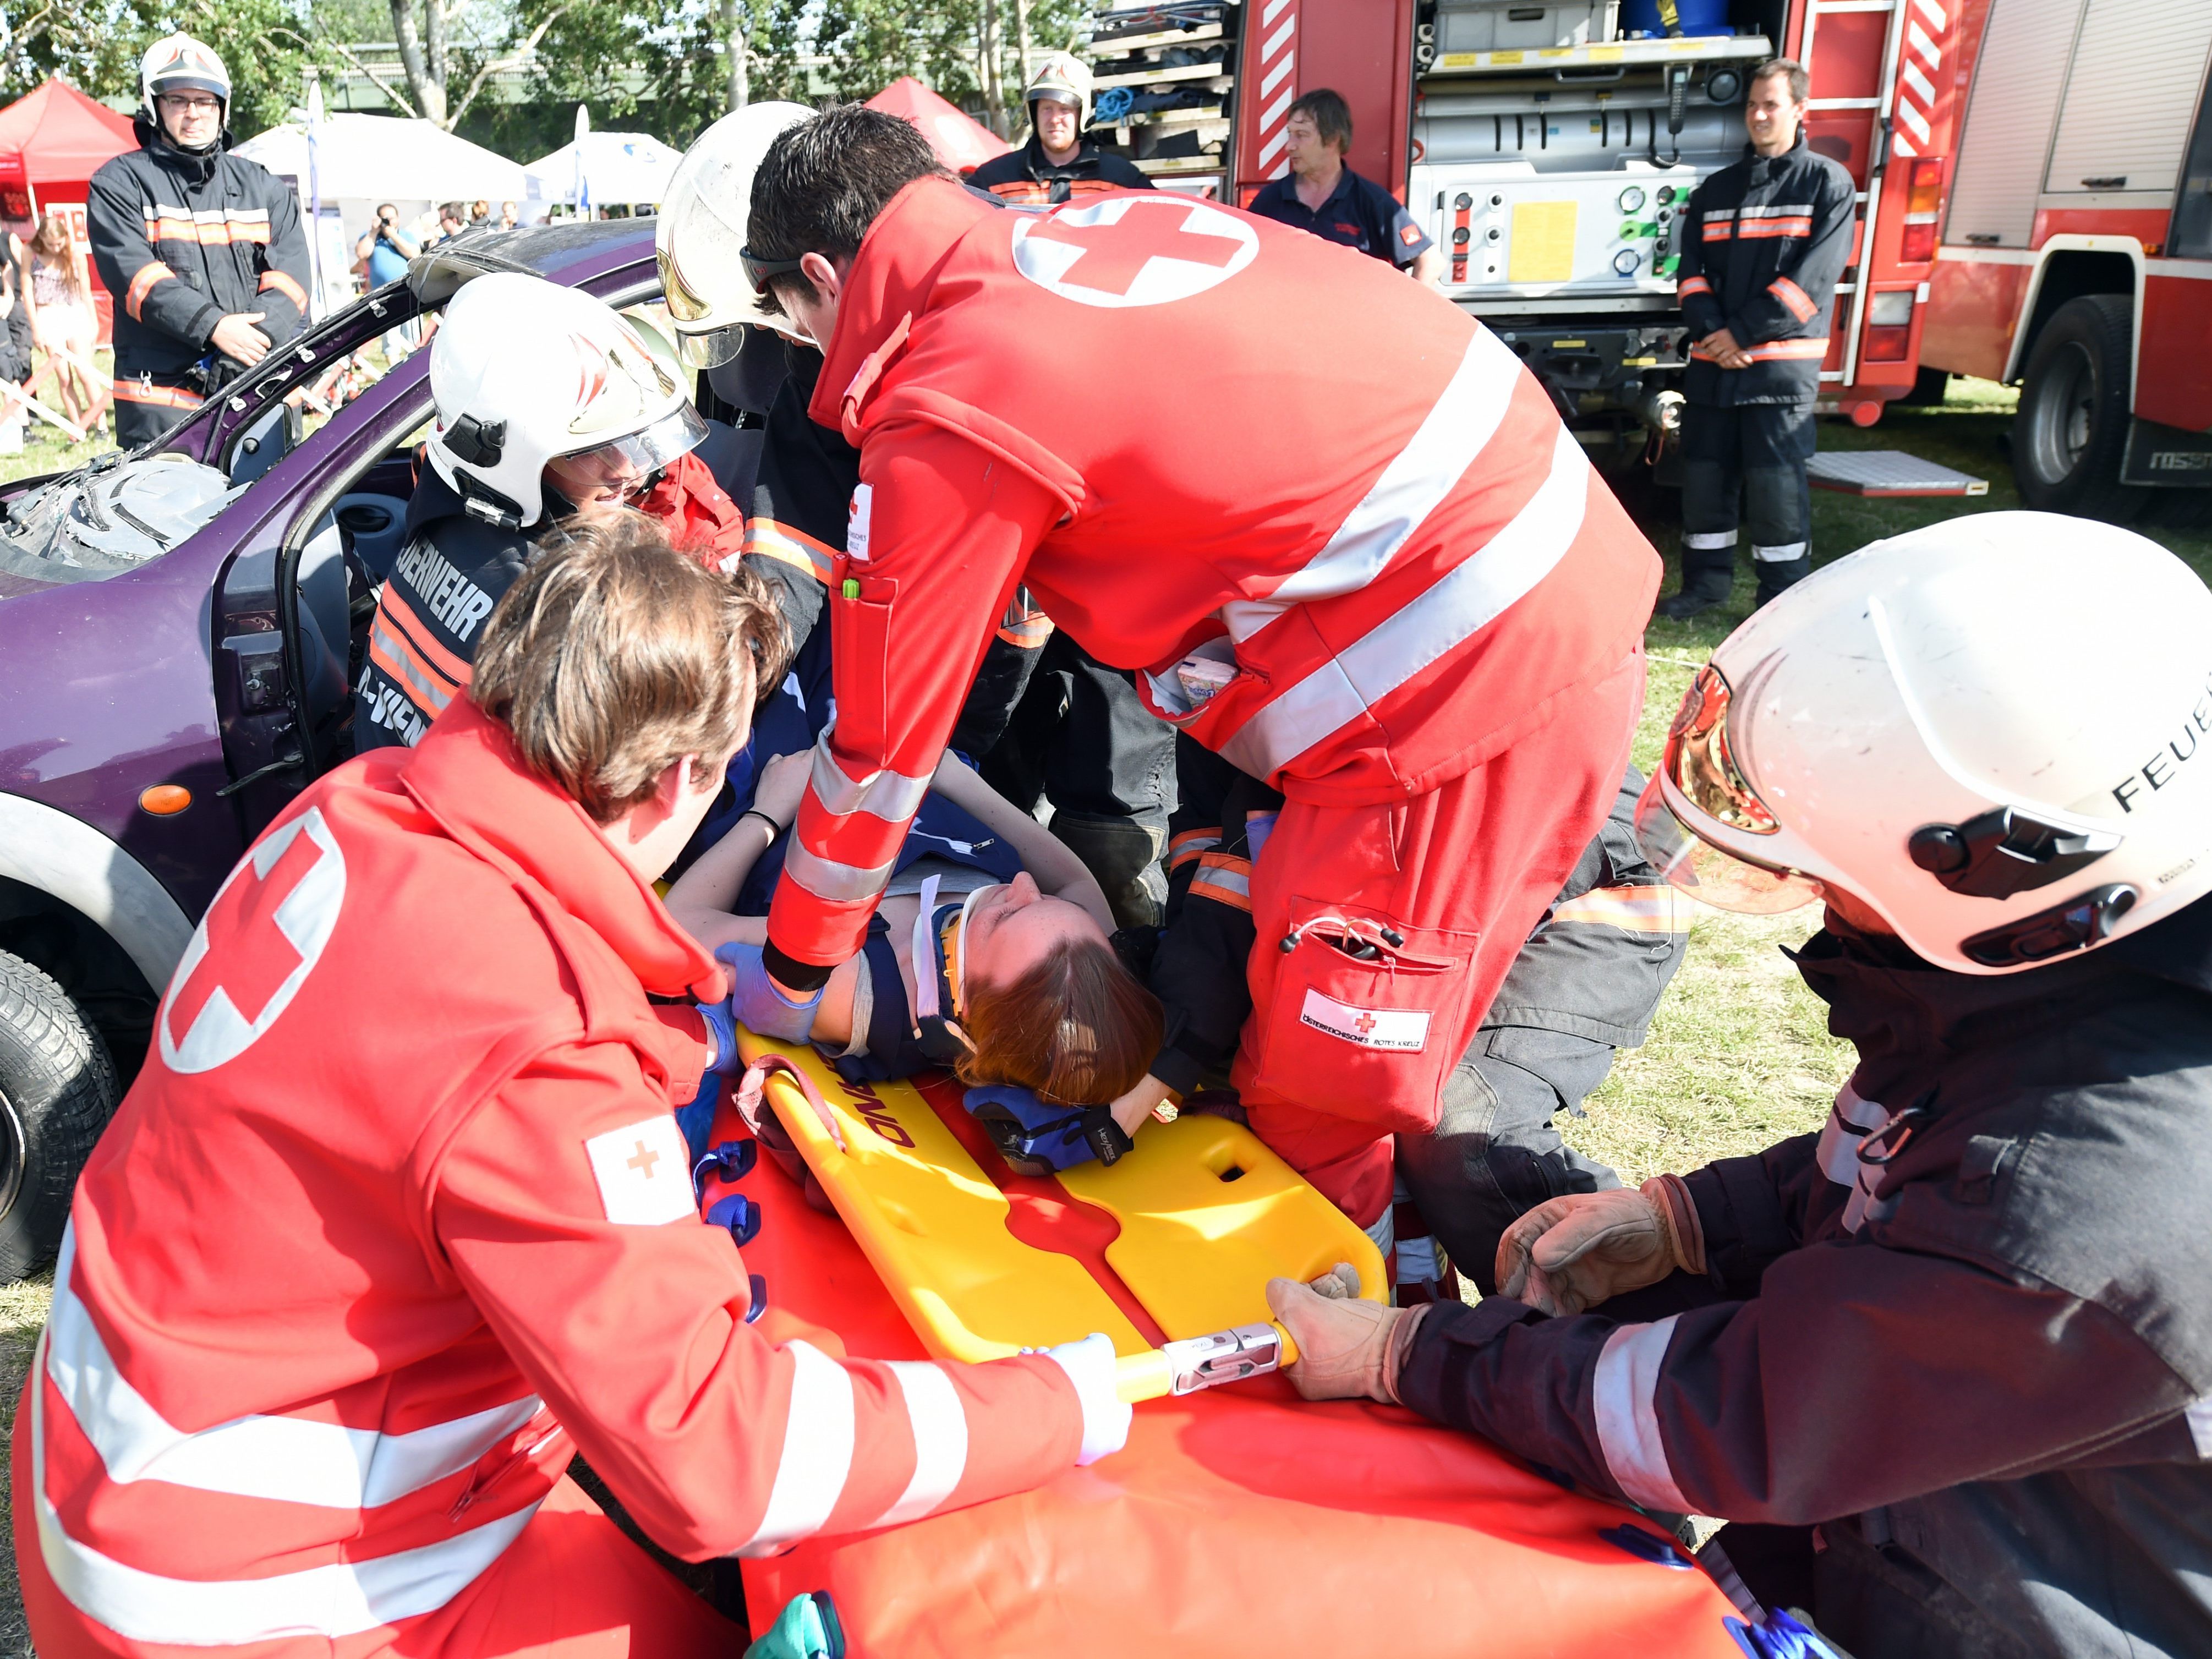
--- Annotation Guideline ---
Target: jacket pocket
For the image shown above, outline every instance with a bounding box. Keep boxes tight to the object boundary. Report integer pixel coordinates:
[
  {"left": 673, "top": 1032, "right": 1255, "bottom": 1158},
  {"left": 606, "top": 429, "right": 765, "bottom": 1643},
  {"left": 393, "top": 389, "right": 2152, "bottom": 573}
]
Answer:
[
  {"left": 826, "top": 573, "right": 899, "bottom": 762},
  {"left": 1244, "top": 896, "right": 1477, "bottom": 1133}
]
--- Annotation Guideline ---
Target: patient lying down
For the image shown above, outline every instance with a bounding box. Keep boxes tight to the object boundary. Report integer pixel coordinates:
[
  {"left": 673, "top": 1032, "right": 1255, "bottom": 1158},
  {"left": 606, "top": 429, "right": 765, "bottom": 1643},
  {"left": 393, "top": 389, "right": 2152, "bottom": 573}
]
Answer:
[{"left": 665, "top": 748, "right": 1161, "bottom": 1115}]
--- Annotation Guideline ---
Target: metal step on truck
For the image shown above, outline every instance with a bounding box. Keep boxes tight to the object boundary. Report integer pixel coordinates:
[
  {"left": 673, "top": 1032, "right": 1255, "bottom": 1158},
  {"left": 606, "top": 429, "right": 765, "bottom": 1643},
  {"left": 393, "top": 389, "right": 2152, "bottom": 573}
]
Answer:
[{"left": 1084, "top": 0, "right": 1959, "bottom": 484}]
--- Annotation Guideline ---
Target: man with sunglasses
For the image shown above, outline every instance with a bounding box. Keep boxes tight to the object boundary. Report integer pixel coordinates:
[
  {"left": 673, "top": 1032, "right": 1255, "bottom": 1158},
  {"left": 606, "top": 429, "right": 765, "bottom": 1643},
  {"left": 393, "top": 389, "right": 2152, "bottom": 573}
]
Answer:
[
  {"left": 1268, "top": 513, "right": 2212, "bottom": 1658},
  {"left": 88, "top": 34, "right": 312, "bottom": 447}
]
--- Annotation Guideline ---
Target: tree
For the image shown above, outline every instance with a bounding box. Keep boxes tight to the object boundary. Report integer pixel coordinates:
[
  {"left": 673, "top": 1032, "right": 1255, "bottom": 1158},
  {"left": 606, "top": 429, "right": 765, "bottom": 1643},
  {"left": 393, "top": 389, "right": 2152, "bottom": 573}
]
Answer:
[{"left": 1, "top": 0, "right": 330, "bottom": 139}]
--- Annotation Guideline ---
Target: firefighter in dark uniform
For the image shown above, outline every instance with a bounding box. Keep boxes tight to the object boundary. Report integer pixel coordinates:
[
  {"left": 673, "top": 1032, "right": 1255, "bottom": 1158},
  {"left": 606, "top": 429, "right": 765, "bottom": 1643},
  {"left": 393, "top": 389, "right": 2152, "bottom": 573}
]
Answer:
[
  {"left": 1656, "top": 58, "right": 1854, "bottom": 620},
  {"left": 355, "top": 275, "right": 738, "bottom": 751},
  {"left": 970, "top": 56, "right": 1153, "bottom": 206},
  {"left": 1119, "top": 736, "right": 1685, "bottom": 1299},
  {"left": 1268, "top": 516, "right": 2212, "bottom": 1659},
  {"left": 88, "top": 35, "right": 312, "bottom": 448},
  {"left": 663, "top": 106, "right": 1179, "bottom": 928},
  {"left": 1248, "top": 89, "right": 1443, "bottom": 286}
]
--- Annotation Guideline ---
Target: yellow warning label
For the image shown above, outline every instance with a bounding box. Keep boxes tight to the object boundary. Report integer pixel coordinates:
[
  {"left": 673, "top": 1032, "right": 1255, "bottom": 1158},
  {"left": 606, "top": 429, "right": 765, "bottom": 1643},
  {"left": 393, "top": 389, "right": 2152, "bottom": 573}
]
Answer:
[
  {"left": 1589, "top": 45, "right": 1624, "bottom": 61},
  {"left": 1509, "top": 201, "right": 1578, "bottom": 283}
]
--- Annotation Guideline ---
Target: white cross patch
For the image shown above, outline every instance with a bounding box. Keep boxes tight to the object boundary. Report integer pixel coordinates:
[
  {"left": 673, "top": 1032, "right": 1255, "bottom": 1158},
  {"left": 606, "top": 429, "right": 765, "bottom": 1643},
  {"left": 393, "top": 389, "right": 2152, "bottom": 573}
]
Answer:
[
  {"left": 1010, "top": 197, "right": 1258, "bottom": 309},
  {"left": 1300, "top": 990, "right": 1430, "bottom": 1053},
  {"left": 585, "top": 1116, "right": 696, "bottom": 1225}
]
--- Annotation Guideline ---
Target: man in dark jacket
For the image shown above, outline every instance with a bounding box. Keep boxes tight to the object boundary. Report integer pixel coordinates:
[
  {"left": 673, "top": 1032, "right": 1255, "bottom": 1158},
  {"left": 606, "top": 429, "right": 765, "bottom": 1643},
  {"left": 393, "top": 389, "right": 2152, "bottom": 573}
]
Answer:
[
  {"left": 1267, "top": 513, "right": 2212, "bottom": 1658},
  {"left": 969, "top": 55, "right": 1153, "bottom": 206},
  {"left": 1656, "top": 58, "right": 1854, "bottom": 618},
  {"left": 88, "top": 35, "right": 312, "bottom": 448},
  {"left": 1120, "top": 738, "right": 1685, "bottom": 1295}
]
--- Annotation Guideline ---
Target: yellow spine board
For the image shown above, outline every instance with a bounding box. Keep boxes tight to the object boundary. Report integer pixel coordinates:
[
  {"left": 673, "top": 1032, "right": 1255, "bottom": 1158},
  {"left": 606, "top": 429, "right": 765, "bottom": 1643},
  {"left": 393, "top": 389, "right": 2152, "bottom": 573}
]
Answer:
[
  {"left": 735, "top": 1032, "right": 1383, "bottom": 1371},
  {"left": 1056, "top": 1113, "right": 1386, "bottom": 1336},
  {"left": 736, "top": 1032, "right": 1146, "bottom": 1359}
]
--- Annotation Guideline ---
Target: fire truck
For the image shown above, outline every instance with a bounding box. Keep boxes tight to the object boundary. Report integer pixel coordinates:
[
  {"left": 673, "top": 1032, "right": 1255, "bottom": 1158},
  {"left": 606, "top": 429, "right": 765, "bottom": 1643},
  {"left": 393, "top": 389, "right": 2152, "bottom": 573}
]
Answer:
[
  {"left": 1919, "top": 0, "right": 2212, "bottom": 522},
  {"left": 1087, "top": 0, "right": 1951, "bottom": 474},
  {"left": 1086, "top": 0, "right": 2212, "bottom": 516}
]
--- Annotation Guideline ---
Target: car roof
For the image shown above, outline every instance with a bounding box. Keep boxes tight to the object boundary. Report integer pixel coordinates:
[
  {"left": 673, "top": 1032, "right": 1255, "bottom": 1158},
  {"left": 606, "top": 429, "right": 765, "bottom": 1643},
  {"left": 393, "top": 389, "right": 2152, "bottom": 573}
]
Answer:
[{"left": 406, "top": 218, "right": 658, "bottom": 308}]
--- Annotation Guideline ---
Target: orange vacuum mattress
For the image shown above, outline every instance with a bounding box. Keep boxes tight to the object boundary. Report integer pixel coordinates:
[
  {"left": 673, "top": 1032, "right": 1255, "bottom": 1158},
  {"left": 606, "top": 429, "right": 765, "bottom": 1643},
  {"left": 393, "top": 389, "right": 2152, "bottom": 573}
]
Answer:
[{"left": 703, "top": 1069, "right": 1744, "bottom": 1658}]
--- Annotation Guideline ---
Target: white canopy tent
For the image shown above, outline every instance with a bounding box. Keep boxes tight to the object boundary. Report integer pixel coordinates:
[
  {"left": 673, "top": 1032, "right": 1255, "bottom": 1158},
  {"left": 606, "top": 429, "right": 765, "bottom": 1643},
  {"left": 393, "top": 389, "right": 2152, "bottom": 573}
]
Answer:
[
  {"left": 235, "top": 112, "right": 529, "bottom": 233},
  {"left": 523, "top": 130, "right": 684, "bottom": 211}
]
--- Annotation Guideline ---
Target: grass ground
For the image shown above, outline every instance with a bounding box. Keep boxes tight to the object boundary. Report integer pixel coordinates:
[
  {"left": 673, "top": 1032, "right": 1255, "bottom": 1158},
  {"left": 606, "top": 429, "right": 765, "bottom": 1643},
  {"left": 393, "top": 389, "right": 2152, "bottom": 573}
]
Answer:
[{"left": 2, "top": 379, "right": 2209, "bottom": 1649}]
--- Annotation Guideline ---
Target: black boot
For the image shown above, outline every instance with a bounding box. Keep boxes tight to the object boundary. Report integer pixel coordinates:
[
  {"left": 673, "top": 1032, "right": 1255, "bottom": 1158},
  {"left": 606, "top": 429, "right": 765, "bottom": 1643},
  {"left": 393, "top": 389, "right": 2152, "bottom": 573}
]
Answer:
[
  {"left": 1049, "top": 810, "right": 1168, "bottom": 930},
  {"left": 1655, "top": 578, "right": 1732, "bottom": 621}
]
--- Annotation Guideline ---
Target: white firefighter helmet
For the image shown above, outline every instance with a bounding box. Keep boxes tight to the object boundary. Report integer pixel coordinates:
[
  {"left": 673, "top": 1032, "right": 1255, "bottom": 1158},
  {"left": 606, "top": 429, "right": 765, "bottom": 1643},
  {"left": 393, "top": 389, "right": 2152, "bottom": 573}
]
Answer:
[
  {"left": 140, "top": 34, "right": 231, "bottom": 125},
  {"left": 1634, "top": 512, "right": 2212, "bottom": 974},
  {"left": 655, "top": 101, "right": 814, "bottom": 368},
  {"left": 425, "top": 272, "right": 707, "bottom": 529},
  {"left": 1026, "top": 53, "right": 1092, "bottom": 126}
]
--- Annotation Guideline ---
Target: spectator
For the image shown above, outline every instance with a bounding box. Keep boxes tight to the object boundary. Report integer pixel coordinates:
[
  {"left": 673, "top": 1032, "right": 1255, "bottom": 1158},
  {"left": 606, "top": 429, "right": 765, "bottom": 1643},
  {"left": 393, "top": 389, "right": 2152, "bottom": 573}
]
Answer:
[
  {"left": 499, "top": 199, "right": 520, "bottom": 229},
  {"left": 1249, "top": 90, "right": 1442, "bottom": 287},
  {"left": 437, "top": 200, "right": 469, "bottom": 242},
  {"left": 1655, "top": 58, "right": 1854, "bottom": 619},
  {"left": 22, "top": 216, "right": 99, "bottom": 429},
  {"left": 0, "top": 241, "right": 31, "bottom": 451},
  {"left": 470, "top": 198, "right": 491, "bottom": 225},
  {"left": 355, "top": 204, "right": 421, "bottom": 358},
  {"left": 970, "top": 54, "right": 1152, "bottom": 205}
]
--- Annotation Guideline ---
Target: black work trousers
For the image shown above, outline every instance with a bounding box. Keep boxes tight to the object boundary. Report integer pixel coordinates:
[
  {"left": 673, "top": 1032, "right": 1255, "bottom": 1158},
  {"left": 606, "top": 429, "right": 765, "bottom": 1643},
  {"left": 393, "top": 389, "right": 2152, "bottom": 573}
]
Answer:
[
  {"left": 974, "top": 631, "right": 1176, "bottom": 927},
  {"left": 112, "top": 380, "right": 201, "bottom": 450},
  {"left": 1679, "top": 400, "right": 1816, "bottom": 602},
  {"left": 1393, "top": 1025, "right": 1627, "bottom": 1294}
]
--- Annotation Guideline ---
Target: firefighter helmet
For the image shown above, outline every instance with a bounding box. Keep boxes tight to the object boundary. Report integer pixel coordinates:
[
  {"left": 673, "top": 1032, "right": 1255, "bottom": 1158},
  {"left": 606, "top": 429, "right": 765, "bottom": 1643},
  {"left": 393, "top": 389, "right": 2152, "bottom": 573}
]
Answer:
[
  {"left": 1026, "top": 53, "right": 1092, "bottom": 126},
  {"left": 1633, "top": 512, "right": 2212, "bottom": 973},
  {"left": 656, "top": 101, "right": 815, "bottom": 367},
  {"left": 425, "top": 273, "right": 707, "bottom": 529},
  {"left": 140, "top": 34, "right": 231, "bottom": 129}
]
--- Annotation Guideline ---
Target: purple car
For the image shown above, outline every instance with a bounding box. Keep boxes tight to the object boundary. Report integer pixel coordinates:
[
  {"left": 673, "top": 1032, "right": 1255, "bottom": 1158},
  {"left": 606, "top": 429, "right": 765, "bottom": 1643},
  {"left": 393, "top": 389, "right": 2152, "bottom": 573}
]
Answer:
[{"left": 0, "top": 221, "right": 665, "bottom": 1279}]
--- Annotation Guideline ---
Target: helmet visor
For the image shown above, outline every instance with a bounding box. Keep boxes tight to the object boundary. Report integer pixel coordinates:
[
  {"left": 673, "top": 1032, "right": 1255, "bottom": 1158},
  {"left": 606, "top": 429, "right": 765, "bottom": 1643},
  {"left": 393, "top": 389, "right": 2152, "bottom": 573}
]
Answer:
[
  {"left": 675, "top": 321, "right": 748, "bottom": 368},
  {"left": 1633, "top": 769, "right": 1824, "bottom": 915},
  {"left": 549, "top": 403, "right": 708, "bottom": 501}
]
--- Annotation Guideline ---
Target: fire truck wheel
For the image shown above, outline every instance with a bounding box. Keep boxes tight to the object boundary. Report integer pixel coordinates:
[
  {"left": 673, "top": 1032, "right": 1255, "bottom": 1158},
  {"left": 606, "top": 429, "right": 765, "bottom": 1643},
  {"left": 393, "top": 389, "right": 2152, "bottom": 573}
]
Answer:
[
  {"left": 0, "top": 948, "right": 120, "bottom": 1281},
  {"left": 2014, "top": 294, "right": 2140, "bottom": 523}
]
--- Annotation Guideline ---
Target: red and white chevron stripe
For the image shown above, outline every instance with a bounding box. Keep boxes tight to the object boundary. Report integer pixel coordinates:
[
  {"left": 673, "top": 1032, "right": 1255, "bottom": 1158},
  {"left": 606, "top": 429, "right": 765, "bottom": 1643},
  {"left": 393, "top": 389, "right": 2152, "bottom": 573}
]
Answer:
[
  {"left": 1890, "top": 0, "right": 1946, "bottom": 157},
  {"left": 1250, "top": 0, "right": 1301, "bottom": 179}
]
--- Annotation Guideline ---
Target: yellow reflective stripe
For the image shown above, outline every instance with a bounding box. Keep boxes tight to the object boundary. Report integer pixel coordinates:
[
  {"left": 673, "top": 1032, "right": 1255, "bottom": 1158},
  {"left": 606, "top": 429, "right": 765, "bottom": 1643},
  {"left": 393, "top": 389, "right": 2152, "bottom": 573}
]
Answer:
[{"left": 1549, "top": 885, "right": 1685, "bottom": 934}]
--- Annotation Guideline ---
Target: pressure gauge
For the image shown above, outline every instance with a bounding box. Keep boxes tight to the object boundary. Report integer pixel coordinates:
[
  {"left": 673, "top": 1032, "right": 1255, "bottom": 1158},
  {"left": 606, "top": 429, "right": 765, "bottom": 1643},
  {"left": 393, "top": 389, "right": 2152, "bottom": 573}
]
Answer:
[
  {"left": 1614, "top": 248, "right": 1642, "bottom": 276},
  {"left": 1618, "top": 186, "right": 1647, "bottom": 213},
  {"left": 1454, "top": 192, "right": 1474, "bottom": 210},
  {"left": 1657, "top": 185, "right": 1677, "bottom": 206}
]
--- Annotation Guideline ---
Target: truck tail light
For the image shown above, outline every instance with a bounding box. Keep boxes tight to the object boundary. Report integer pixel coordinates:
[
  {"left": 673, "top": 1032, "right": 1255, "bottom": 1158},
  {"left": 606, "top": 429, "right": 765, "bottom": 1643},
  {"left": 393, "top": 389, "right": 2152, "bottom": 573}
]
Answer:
[
  {"left": 1900, "top": 157, "right": 1943, "bottom": 262},
  {"left": 1865, "top": 289, "right": 1915, "bottom": 360}
]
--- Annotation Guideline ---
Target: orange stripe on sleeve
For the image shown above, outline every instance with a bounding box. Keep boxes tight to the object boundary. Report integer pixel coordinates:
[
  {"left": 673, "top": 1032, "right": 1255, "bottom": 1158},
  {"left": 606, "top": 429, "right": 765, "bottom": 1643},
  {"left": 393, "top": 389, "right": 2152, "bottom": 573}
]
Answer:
[
  {"left": 1768, "top": 277, "right": 1817, "bottom": 320},
  {"left": 124, "top": 261, "right": 176, "bottom": 321},
  {"left": 259, "top": 270, "right": 310, "bottom": 310}
]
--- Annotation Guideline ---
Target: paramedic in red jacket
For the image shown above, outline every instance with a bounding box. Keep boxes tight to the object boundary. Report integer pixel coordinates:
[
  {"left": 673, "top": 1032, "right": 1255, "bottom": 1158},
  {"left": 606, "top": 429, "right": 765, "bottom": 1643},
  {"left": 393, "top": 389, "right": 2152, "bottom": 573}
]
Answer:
[
  {"left": 16, "top": 514, "right": 1124, "bottom": 1659},
  {"left": 734, "top": 107, "right": 1661, "bottom": 1228}
]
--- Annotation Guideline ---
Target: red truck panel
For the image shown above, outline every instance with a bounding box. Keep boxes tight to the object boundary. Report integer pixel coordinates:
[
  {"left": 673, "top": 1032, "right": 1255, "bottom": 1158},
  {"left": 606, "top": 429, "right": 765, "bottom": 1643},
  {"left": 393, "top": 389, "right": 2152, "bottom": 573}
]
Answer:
[{"left": 2137, "top": 265, "right": 2212, "bottom": 430}]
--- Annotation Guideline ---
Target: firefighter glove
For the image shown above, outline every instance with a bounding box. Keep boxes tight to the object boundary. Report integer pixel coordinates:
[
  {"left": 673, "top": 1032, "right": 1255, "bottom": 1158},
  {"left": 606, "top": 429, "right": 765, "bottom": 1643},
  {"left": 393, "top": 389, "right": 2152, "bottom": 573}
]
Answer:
[
  {"left": 1494, "top": 1175, "right": 1706, "bottom": 1317},
  {"left": 1264, "top": 1269, "right": 1427, "bottom": 1403}
]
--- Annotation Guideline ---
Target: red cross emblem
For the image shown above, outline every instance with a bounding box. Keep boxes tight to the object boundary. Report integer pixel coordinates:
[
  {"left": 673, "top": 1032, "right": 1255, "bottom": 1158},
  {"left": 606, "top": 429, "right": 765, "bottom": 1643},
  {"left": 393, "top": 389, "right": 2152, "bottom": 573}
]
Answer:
[
  {"left": 1353, "top": 1011, "right": 1378, "bottom": 1037},
  {"left": 1012, "top": 197, "right": 1258, "bottom": 309},
  {"left": 161, "top": 808, "right": 348, "bottom": 1074}
]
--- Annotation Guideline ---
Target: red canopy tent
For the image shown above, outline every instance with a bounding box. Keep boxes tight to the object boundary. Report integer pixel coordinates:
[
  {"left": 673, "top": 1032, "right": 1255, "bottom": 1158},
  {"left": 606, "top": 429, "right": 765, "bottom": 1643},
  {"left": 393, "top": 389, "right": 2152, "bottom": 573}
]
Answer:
[
  {"left": 865, "top": 78, "right": 1011, "bottom": 174},
  {"left": 0, "top": 78, "right": 138, "bottom": 342}
]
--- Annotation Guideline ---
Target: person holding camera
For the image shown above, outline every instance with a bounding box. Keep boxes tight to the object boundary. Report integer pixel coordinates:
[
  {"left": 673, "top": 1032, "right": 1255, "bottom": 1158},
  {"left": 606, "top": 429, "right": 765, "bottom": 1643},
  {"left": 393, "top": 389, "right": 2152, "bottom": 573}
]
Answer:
[{"left": 357, "top": 204, "right": 421, "bottom": 358}]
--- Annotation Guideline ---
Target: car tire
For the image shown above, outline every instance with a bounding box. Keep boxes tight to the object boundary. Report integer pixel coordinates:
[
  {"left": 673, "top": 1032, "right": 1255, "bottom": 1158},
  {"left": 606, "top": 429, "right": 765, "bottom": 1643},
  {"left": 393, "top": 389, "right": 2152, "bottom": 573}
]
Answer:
[
  {"left": 2013, "top": 294, "right": 2140, "bottom": 522},
  {"left": 0, "top": 948, "right": 120, "bottom": 1280}
]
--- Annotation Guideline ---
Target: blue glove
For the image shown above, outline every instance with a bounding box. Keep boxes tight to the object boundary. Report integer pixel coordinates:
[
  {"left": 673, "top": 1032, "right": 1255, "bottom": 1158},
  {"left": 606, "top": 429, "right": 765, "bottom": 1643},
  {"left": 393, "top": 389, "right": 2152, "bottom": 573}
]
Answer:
[
  {"left": 697, "top": 999, "right": 742, "bottom": 1075},
  {"left": 715, "top": 940, "right": 823, "bottom": 1044},
  {"left": 963, "top": 1086, "right": 1133, "bottom": 1176}
]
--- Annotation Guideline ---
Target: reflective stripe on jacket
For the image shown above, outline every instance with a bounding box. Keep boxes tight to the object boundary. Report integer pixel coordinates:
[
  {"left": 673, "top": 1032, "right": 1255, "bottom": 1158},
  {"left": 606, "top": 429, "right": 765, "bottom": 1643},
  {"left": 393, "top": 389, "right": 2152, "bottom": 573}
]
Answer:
[
  {"left": 29, "top": 700, "right": 1086, "bottom": 1658},
  {"left": 1674, "top": 133, "right": 1855, "bottom": 407},
  {"left": 88, "top": 122, "right": 312, "bottom": 380},
  {"left": 765, "top": 177, "right": 1658, "bottom": 973}
]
